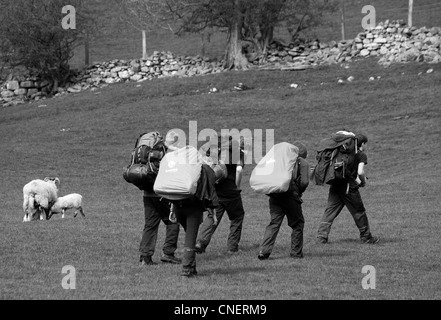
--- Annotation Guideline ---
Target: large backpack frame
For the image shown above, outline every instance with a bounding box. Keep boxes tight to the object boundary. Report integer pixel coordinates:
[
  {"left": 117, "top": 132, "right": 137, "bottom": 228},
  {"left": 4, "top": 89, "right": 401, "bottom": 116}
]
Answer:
[
  {"left": 313, "top": 134, "right": 358, "bottom": 186},
  {"left": 123, "top": 132, "right": 167, "bottom": 191}
]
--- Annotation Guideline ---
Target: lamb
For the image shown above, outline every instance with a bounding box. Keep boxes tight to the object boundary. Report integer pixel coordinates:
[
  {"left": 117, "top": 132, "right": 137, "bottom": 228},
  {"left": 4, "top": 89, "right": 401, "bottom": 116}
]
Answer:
[
  {"left": 22, "top": 177, "right": 60, "bottom": 222},
  {"left": 47, "top": 193, "right": 85, "bottom": 220}
]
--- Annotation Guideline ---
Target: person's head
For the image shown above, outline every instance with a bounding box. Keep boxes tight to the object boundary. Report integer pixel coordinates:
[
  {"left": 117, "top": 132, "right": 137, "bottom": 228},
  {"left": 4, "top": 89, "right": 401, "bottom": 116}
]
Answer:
[
  {"left": 293, "top": 141, "right": 308, "bottom": 159},
  {"left": 356, "top": 133, "right": 368, "bottom": 150}
]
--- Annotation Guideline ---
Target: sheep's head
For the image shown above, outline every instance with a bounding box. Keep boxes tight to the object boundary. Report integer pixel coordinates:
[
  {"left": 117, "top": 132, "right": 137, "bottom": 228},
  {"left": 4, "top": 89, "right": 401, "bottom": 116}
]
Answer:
[{"left": 44, "top": 177, "right": 60, "bottom": 186}]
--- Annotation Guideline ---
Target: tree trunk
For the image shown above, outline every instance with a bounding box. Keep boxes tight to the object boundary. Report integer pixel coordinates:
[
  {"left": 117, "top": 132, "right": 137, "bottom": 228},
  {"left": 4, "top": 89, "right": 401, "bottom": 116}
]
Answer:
[
  {"left": 223, "top": 1, "right": 249, "bottom": 70},
  {"left": 261, "top": 25, "right": 273, "bottom": 55},
  {"left": 257, "top": 25, "right": 274, "bottom": 63},
  {"left": 51, "top": 78, "right": 59, "bottom": 95}
]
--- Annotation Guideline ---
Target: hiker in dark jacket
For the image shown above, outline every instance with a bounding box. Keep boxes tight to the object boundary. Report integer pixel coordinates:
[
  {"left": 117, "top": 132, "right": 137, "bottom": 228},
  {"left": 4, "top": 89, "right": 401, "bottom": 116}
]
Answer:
[
  {"left": 195, "top": 136, "right": 246, "bottom": 254},
  {"left": 316, "top": 133, "right": 379, "bottom": 244},
  {"left": 139, "top": 133, "right": 181, "bottom": 266},
  {"left": 258, "top": 141, "right": 310, "bottom": 260}
]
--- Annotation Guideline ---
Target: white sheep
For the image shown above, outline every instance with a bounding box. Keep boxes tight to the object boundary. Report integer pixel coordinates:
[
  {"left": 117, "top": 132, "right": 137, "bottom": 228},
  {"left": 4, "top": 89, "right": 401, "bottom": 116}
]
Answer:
[
  {"left": 22, "top": 177, "right": 60, "bottom": 222},
  {"left": 48, "top": 193, "right": 85, "bottom": 220}
]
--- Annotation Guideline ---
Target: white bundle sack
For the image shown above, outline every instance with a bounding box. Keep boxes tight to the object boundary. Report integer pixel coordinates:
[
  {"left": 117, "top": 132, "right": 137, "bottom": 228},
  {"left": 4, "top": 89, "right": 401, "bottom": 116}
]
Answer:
[
  {"left": 249, "top": 142, "right": 299, "bottom": 194},
  {"left": 154, "top": 146, "right": 203, "bottom": 200}
]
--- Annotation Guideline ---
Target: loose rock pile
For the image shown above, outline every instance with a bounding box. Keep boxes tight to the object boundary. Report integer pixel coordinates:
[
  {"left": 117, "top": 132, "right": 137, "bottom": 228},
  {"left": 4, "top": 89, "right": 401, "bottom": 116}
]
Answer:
[
  {"left": 263, "top": 20, "right": 441, "bottom": 68},
  {"left": 1, "top": 20, "right": 440, "bottom": 107}
]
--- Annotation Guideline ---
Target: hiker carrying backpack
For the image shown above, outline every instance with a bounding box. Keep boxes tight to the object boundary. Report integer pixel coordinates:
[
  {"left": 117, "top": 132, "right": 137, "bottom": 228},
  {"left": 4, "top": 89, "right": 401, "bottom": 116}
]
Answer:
[
  {"left": 127, "top": 132, "right": 181, "bottom": 267},
  {"left": 123, "top": 131, "right": 167, "bottom": 192},
  {"left": 153, "top": 145, "right": 219, "bottom": 277},
  {"left": 255, "top": 141, "right": 310, "bottom": 260},
  {"left": 312, "top": 131, "right": 358, "bottom": 186},
  {"left": 315, "top": 133, "right": 380, "bottom": 245}
]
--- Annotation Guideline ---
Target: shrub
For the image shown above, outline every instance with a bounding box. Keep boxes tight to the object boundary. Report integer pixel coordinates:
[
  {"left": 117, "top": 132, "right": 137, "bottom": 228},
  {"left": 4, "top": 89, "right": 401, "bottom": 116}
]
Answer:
[{"left": 0, "top": 0, "right": 100, "bottom": 93}]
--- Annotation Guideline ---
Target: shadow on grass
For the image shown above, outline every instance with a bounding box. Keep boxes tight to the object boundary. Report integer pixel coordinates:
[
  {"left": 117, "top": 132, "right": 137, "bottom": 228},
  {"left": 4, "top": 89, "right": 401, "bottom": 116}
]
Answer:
[
  {"left": 305, "top": 249, "right": 351, "bottom": 258},
  {"left": 331, "top": 237, "right": 399, "bottom": 244},
  {"left": 195, "top": 243, "right": 261, "bottom": 262},
  {"left": 200, "top": 266, "right": 273, "bottom": 277},
  {"left": 330, "top": 238, "right": 363, "bottom": 244}
]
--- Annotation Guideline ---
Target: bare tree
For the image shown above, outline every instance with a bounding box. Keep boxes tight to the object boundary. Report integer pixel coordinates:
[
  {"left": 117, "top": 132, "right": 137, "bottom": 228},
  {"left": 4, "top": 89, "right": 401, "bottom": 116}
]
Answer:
[
  {"left": 171, "top": 0, "right": 253, "bottom": 70},
  {"left": 116, "top": 0, "right": 337, "bottom": 70},
  {"left": 174, "top": 0, "right": 337, "bottom": 68},
  {"left": 113, "top": 0, "right": 178, "bottom": 59},
  {"left": 284, "top": 0, "right": 338, "bottom": 43}
]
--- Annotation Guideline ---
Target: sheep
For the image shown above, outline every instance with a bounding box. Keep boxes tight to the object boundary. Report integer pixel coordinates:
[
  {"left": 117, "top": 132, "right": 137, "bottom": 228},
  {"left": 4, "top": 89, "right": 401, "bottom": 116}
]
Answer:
[
  {"left": 22, "top": 177, "right": 60, "bottom": 222},
  {"left": 47, "top": 193, "right": 85, "bottom": 220}
]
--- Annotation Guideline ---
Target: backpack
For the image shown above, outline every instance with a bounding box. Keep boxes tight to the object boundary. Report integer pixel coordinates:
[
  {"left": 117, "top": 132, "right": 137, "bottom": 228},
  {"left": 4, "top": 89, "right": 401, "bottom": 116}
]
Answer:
[
  {"left": 123, "top": 132, "right": 167, "bottom": 191},
  {"left": 153, "top": 146, "right": 203, "bottom": 200},
  {"left": 249, "top": 142, "right": 299, "bottom": 194},
  {"left": 312, "top": 131, "right": 358, "bottom": 186}
]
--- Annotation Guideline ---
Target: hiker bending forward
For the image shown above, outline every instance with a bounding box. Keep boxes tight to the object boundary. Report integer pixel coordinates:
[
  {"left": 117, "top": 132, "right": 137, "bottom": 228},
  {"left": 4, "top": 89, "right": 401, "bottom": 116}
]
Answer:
[
  {"left": 258, "top": 141, "right": 310, "bottom": 260},
  {"left": 316, "top": 134, "right": 379, "bottom": 244}
]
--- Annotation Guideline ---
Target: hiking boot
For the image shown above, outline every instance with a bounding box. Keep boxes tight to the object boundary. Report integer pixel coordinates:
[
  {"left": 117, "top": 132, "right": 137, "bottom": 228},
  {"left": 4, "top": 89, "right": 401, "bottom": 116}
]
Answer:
[
  {"left": 181, "top": 267, "right": 198, "bottom": 277},
  {"left": 317, "top": 237, "right": 328, "bottom": 244},
  {"left": 161, "top": 253, "right": 182, "bottom": 264},
  {"left": 257, "top": 252, "right": 270, "bottom": 260},
  {"left": 195, "top": 242, "right": 206, "bottom": 254},
  {"left": 140, "top": 256, "right": 156, "bottom": 266},
  {"left": 362, "top": 236, "right": 380, "bottom": 244}
]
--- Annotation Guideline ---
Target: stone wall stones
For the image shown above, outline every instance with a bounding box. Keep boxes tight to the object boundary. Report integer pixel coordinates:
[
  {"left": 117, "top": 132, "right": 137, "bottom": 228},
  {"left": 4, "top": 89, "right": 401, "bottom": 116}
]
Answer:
[{"left": 2, "top": 20, "right": 440, "bottom": 107}]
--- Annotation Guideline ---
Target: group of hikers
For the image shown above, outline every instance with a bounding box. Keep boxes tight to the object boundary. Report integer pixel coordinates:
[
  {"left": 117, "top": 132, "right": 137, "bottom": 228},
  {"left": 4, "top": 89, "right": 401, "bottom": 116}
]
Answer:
[{"left": 130, "top": 130, "right": 379, "bottom": 278}]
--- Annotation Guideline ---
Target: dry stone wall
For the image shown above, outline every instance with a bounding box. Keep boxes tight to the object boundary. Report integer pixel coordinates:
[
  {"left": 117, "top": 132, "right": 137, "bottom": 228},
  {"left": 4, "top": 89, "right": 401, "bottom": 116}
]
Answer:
[
  {"left": 1, "top": 51, "right": 224, "bottom": 107},
  {"left": 1, "top": 20, "right": 440, "bottom": 107},
  {"left": 264, "top": 20, "right": 441, "bottom": 68}
]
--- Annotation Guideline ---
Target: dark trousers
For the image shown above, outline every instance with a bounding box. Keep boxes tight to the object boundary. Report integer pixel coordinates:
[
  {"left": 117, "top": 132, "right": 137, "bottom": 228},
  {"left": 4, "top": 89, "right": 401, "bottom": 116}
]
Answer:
[
  {"left": 175, "top": 200, "right": 205, "bottom": 271},
  {"left": 197, "top": 197, "right": 245, "bottom": 252},
  {"left": 259, "top": 195, "right": 304, "bottom": 257},
  {"left": 317, "top": 183, "right": 372, "bottom": 241},
  {"left": 139, "top": 197, "right": 180, "bottom": 258}
]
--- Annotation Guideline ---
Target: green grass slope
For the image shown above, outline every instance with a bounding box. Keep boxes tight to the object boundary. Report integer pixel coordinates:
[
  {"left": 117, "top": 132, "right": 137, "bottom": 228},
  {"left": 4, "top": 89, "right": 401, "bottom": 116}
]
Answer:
[{"left": 0, "top": 57, "right": 440, "bottom": 300}]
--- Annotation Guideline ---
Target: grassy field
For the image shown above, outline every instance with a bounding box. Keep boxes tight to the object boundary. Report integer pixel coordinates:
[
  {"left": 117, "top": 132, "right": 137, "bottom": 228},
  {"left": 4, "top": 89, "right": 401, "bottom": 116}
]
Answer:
[{"left": 1, "top": 56, "right": 440, "bottom": 300}]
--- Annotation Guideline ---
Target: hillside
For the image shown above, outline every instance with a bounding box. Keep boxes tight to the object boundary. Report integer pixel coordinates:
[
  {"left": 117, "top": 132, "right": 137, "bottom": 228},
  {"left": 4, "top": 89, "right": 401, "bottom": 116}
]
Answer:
[{"left": 1, "top": 58, "right": 440, "bottom": 300}]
